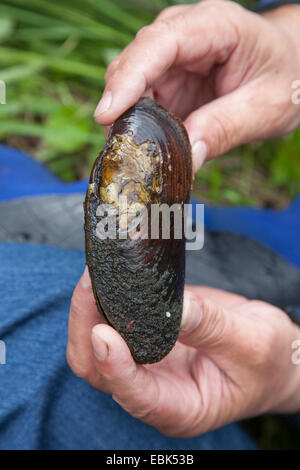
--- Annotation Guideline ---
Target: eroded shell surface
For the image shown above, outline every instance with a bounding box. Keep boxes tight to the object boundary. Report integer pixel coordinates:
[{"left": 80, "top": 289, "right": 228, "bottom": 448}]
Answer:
[{"left": 84, "top": 98, "right": 192, "bottom": 363}]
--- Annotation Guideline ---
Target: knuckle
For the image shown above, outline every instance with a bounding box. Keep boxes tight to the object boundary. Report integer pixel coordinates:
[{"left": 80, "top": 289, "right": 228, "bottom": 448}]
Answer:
[
  {"left": 157, "top": 424, "right": 180, "bottom": 438},
  {"left": 135, "top": 25, "right": 150, "bottom": 39},
  {"left": 196, "top": 0, "right": 243, "bottom": 41},
  {"left": 136, "top": 20, "right": 171, "bottom": 40},
  {"left": 201, "top": 0, "right": 241, "bottom": 14},
  {"left": 156, "top": 5, "right": 176, "bottom": 20},
  {"left": 155, "top": 5, "right": 186, "bottom": 22},
  {"left": 196, "top": 0, "right": 223, "bottom": 16},
  {"left": 110, "top": 56, "right": 120, "bottom": 66},
  {"left": 199, "top": 0, "right": 223, "bottom": 13},
  {"left": 105, "top": 57, "right": 119, "bottom": 80},
  {"left": 198, "top": 297, "right": 228, "bottom": 346},
  {"left": 132, "top": 405, "right": 156, "bottom": 421},
  {"left": 209, "top": 111, "right": 236, "bottom": 156},
  {"left": 113, "top": 394, "right": 154, "bottom": 421}
]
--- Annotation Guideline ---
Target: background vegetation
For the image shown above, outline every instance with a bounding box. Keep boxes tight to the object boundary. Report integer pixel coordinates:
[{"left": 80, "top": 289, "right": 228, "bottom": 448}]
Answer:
[
  {"left": 0, "top": 0, "right": 299, "bottom": 208},
  {"left": 0, "top": 0, "right": 299, "bottom": 449}
]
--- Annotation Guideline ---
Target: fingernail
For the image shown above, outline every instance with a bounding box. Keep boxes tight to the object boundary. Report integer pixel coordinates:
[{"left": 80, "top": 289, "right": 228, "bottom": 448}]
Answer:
[
  {"left": 94, "top": 91, "right": 112, "bottom": 117},
  {"left": 192, "top": 140, "right": 207, "bottom": 173},
  {"left": 92, "top": 330, "right": 108, "bottom": 362},
  {"left": 181, "top": 291, "right": 201, "bottom": 335},
  {"left": 80, "top": 266, "right": 91, "bottom": 289}
]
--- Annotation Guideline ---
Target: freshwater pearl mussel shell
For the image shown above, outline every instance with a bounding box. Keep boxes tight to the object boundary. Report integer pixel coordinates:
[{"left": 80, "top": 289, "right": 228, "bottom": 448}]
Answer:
[{"left": 84, "top": 98, "right": 192, "bottom": 363}]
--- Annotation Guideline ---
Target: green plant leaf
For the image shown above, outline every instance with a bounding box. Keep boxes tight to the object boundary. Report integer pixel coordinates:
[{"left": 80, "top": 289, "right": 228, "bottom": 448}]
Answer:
[
  {"left": 0, "top": 17, "right": 14, "bottom": 42},
  {"left": 44, "top": 106, "right": 90, "bottom": 152}
]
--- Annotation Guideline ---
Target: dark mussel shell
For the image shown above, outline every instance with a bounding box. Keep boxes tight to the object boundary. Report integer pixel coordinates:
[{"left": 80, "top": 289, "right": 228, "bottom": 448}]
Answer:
[{"left": 84, "top": 98, "right": 192, "bottom": 363}]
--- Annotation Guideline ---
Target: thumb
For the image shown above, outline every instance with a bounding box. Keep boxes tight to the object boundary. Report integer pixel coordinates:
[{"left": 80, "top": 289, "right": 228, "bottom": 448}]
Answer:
[
  {"left": 179, "top": 289, "right": 256, "bottom": 362},
  {"left": 184, "top": 84, "right": 269, "bottom": 172}
]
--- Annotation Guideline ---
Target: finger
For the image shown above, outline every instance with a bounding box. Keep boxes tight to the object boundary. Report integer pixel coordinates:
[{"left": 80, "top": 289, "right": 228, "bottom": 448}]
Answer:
[
  {"left": 94, "top": 4, "right": 239, "bottom": 124},
  {"left": 67, "top": 266, "right": 104, "bottom": 381},
  {"left": 102, "top": 88, "right": 153, "bottom": 140},
  {"left": 155, "top": 5, "right": 189, "bottom": 22},
  {"left": 185, "top": 81, "right": 282, "bottom": 170},
  {"left": 105, "top": 56, "right": 121, "bottom": 84},
  {"left": 179, "top": 289, "right": 261, "bottom": 367},
  {"left": 91, "top": 324, "right": 160, "bottom": 421},
  {"left": 95, "top": 6, "right": 188, "bottom": 123},
  {"left": 186, "top": 285, "right": 247, "bottom": 309},
  {"left": 94, "top": 26, "right": 178, "bottom": 124}
]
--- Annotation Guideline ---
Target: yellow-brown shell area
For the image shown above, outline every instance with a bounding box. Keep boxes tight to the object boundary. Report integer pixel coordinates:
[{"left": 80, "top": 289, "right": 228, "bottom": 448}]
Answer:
[
  {"left": 85, "top": 98, "right": 192, "bottom": 363},
  {"left": 98, "top": 132, "right": 164, "bottom": 230}
]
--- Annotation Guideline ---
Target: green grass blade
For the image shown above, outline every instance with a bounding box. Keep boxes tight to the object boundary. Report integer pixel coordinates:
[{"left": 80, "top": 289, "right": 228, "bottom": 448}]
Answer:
[
  {"left": 0, "top": 3, "right": 65, "bottom": 26},
  {"left": 0, "top": 62, "right": 46, "bottom": 83},
  {"left": 0, "top": 47, "right": 106, "bottom": 83}
]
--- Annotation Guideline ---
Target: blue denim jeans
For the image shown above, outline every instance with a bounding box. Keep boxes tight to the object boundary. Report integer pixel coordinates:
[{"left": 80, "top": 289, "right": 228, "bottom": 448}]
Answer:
[{"left": 0, "top": 242, "right": 257, "bottom": 450}]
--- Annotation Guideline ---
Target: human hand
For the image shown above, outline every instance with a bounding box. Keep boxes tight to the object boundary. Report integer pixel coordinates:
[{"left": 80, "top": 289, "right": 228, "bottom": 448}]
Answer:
[
  {"left": 93, "top": 0, "right": 300, "bottom": 173},
  {"left": 67, "top": 268, "right": 300, "bottom": 437}
]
